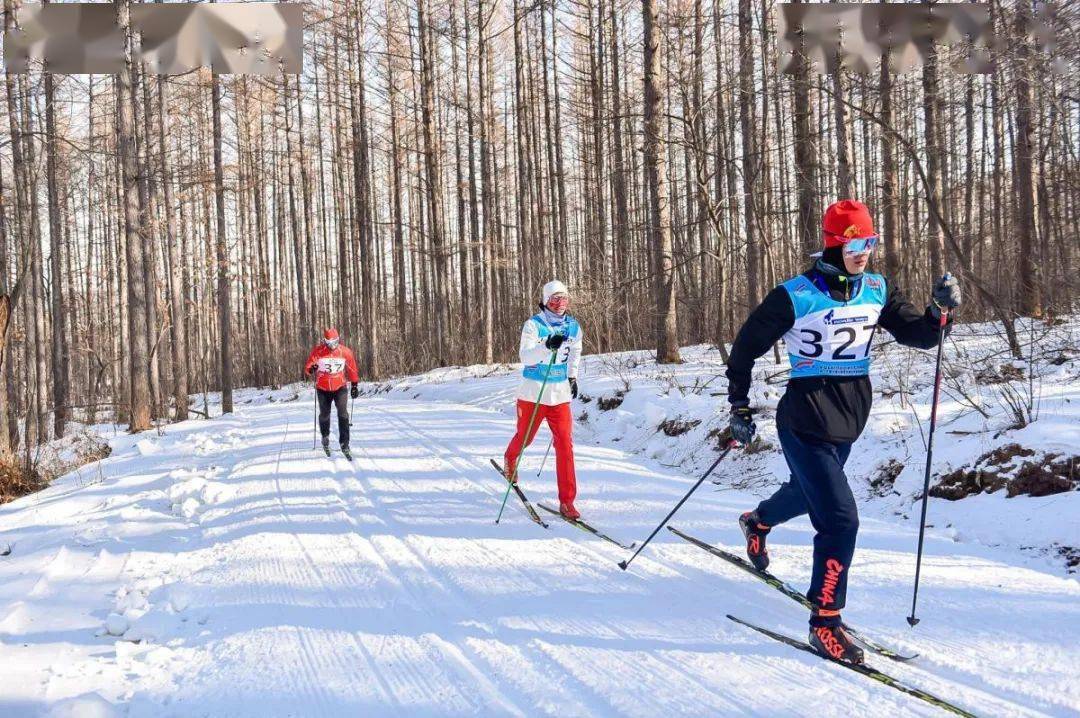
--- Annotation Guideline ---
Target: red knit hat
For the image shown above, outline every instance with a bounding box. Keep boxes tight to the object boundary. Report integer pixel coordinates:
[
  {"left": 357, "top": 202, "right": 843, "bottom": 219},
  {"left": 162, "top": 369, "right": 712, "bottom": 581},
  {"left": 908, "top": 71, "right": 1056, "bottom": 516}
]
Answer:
[
  {"left": 323, "top": 327, "right": 340, "bottom": 342},
  {"left": 822, "top": 200, "right": 876, "bottom": 248}
]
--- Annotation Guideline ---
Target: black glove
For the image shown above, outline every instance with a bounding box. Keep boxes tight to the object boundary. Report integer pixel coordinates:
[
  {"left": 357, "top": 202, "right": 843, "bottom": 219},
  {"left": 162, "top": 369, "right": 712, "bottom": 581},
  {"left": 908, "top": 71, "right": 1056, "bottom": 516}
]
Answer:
[
  {"left": 931, "top": 273, "right": 961, "bottom": 315},
  {"left": 569, "top": 378, "right": 579, "bottom": 399},
  {"left": 307, "top": 365, "right": 317, "bottom": 377},
  {"left": 729, "top": 405, "right": 756, "bottom": 446},
  {"left": 350, "top": 384, "right": 359, "bottom": 399},
  {"left": 545, "top": 333, "right": 567, "bottom": 351}
]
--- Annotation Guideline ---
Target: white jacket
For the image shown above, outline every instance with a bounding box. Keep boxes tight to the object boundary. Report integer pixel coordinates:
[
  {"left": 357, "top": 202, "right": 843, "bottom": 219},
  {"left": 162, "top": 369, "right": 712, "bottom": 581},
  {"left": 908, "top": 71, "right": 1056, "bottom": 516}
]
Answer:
[{"left": 516, "top": 312, "right": 583, "bottom": 406}]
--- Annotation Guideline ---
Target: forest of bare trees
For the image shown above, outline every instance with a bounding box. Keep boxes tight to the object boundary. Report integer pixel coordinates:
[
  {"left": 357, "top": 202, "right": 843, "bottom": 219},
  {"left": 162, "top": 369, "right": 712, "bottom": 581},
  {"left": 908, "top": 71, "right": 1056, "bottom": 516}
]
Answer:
[{"left": 0, "top": 0, "right": 1076, "bottom": 458}]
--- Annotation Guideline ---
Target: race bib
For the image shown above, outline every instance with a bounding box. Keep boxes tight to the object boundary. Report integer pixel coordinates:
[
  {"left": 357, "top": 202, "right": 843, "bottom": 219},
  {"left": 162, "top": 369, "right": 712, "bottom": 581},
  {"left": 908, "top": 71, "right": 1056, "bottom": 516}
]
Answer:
[
  {"left": 318, "top": 357, "right": 346, "bottom": 375},
  {"left": 780, "top": 273, "right": 886, "bottom": 378}
]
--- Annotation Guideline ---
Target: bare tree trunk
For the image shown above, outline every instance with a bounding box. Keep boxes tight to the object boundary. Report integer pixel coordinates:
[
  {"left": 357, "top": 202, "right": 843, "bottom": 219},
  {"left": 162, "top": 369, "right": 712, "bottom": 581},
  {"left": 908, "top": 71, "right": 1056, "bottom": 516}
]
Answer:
[
  {"left": 832, "top": 70, "right": 855, "bottom": 199},
  {"left": 1012, "top": 1, "right": 1041, "bottom": 317},
  {"left": 211, "top": 73, "right": 233, "bottom": 414},
  {"left": 417, "top": 0, "right": 449, "bottom": 365},
  {"left": 879, "top": 48, "right": 900, "bottom": 280},
  {"left": 791, "top": 0, "right": 818, "bottom": 255},
  {"left": 116, "top": 0, "right": 152, "bottom": 432},
  {"left": 158, "top": 76, "right": 188, "bottom": 420},
  {"left": 478, "top": 0, "right": 495, "bottom": 363},
  {"left": 348, "top": 1, "right": 378, "bottom": 376},
  {"left": 738, "top": 0, "right": 761, "bottom": 307},
  {"left": 642, "top": 0, "right": 680, "bottom": 364},
  {"left": 385, "top": 2, "right": 408, "bottom": 345},
  {"left": 44, "top": 63, "right": 69, "bottom": 437},
  {"left": 282, "top": 73, "right": 308, "bottom": 347},
  {"left": 922, "top": 45, "right": 946, "bottom": 278}
]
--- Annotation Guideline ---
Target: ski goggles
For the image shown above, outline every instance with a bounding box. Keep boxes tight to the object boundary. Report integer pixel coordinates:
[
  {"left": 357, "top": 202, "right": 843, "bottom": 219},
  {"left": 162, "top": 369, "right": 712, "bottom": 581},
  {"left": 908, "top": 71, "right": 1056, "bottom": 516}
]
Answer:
[
  {"left": 842, "top": 235, "right": 878, "bottom": 256},
  {"left": 323, "top": 337, "right": 340, "bottom": 350},
  {"left": 546, "top": 294, "right": 570, "bottom": 312}
]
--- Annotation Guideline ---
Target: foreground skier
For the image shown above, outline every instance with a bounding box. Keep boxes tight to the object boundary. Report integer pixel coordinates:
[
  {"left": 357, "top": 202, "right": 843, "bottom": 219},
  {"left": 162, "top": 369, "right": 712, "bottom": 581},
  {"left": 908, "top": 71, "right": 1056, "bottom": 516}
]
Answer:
[
  {"left": 503, "top": 280, "right": 583, "bottom": 519},
  {"left": 305, "top": 328, "right": 360, "bottom": 456},
  {"left": 725, "top": 199, "right": 961, "bottom": 664}
]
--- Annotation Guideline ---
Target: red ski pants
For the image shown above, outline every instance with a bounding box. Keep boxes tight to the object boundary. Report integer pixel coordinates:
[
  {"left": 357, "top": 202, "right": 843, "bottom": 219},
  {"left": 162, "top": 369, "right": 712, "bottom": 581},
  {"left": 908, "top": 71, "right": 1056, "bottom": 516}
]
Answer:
[{"left": 504, "top": 400, "right": 577, "bottom": 504}]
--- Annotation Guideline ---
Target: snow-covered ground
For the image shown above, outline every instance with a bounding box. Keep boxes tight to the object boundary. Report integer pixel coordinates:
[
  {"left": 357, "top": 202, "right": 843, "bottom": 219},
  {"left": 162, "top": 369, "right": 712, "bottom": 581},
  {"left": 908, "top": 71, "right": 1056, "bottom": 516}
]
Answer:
[{"left": 0, "top": 317, "right": 1077, "bottom": 717}]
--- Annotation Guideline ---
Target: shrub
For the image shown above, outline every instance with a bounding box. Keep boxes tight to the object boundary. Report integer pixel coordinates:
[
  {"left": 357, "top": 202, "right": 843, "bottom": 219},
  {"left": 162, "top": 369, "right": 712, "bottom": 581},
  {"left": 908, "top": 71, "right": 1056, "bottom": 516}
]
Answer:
[{"left": 0, "top": 455, "right": 49, "bottom": 504}]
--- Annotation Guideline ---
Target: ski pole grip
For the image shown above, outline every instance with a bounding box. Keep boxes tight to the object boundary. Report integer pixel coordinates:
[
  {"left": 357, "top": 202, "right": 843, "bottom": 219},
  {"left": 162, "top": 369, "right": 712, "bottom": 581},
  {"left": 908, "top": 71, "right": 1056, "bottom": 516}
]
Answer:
[{"left": 935, "top": 272, "right": 952, "bottom": 327}]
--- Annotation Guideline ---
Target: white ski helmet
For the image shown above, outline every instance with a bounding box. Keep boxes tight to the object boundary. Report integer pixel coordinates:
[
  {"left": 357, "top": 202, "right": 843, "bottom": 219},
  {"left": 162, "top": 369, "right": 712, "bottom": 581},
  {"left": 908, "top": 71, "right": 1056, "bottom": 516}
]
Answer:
[{"left": 542, "top": 280, "right": 569, "bottom": 304}]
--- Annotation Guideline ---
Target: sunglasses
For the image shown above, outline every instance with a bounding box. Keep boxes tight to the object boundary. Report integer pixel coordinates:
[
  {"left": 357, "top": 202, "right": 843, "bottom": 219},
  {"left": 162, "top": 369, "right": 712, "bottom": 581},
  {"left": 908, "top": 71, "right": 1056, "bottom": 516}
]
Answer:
[
  {"left": 547, "top": 294, "right": 570, "bottom": 308},
  {"left": 324, "top": 338, "right": 339, "bottom": 349},
  {"left": 843, "top": 235, "right": 878, "bottom": 256}
]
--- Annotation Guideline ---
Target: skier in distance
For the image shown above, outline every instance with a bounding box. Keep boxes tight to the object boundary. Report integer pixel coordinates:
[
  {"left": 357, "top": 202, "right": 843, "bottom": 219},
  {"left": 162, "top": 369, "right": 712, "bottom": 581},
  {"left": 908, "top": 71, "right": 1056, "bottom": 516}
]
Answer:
[{"left": 305, "top": 328, "right": 360, "bottom": 455}]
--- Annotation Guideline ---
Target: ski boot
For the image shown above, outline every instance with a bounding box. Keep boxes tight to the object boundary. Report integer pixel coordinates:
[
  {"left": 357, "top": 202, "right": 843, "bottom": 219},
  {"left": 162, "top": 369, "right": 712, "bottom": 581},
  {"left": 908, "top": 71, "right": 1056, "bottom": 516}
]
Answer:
[
  {"left": 341, "top": 444, "right": 353, "bottom": 461},
  {"left": 809, "top": 620, "right": 865, "bottom": 665},
  {"left": 559, "top": 501, "right": 580, "bottom": 520},
  {"left": 739, "top": 510, "right": 771, "bottom": 571},
  {"left": 321, "top": 436, "right": 331, "bottom": 456}
]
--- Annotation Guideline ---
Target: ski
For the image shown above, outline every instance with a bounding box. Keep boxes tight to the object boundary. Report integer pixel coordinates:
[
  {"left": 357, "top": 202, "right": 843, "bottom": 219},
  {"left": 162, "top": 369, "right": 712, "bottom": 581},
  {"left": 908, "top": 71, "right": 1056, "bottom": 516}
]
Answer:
[
  {"left": 727, "top": 615, "right": 976, "bottom": 717},
  {"left": 537, "top": 503, "right": 637, "bottom": 550},
  {"left": 490, "top": 459, "right": 549, "bottom": 528},
  {"left": 669, "top": 526, "right": 917, "bottom": 662}
]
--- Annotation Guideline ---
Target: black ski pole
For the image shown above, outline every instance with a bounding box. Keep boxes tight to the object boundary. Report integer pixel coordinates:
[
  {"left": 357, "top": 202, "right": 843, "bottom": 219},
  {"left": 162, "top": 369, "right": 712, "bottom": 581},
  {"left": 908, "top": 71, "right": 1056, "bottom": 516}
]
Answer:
[
  {"left": 907, "top": 294, "right": 951, "bottom": 627},
  {"left": 618, "top": 437, "right": 738, "bottom": 571},
  {"left": 312, "top": 378, "right": 318, "bottom": 450}
]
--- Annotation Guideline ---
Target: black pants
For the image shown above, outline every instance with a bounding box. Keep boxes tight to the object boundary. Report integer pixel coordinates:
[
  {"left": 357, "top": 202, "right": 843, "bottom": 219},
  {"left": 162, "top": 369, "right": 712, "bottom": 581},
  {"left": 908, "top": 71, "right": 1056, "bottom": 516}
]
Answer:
[
  {"left": 756, "top": 426, "right": 857, "bottom": 624},
  {"left": 317, "top": 387, "right": 350, "bottom": 446}
]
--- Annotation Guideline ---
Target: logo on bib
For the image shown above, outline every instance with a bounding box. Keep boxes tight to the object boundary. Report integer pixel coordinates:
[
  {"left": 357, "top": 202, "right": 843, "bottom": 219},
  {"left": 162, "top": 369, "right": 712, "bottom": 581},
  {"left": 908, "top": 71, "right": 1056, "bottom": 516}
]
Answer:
[
  {"left": 823, "top": 309, "right": 868, "bottom": 326},
  {"left": 866, "top": 276, "right": 882, "bottom": 289}
]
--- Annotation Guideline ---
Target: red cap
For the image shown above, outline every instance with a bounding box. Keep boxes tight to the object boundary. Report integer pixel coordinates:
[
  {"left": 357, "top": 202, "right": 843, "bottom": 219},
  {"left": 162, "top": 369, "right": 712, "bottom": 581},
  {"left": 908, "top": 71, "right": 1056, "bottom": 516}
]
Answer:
[
  {"left": 323, "top": 327, "right": 340, "bottom": 342},
  {"left": 822, "top": 200, "right": 876, "bottom": 248}
]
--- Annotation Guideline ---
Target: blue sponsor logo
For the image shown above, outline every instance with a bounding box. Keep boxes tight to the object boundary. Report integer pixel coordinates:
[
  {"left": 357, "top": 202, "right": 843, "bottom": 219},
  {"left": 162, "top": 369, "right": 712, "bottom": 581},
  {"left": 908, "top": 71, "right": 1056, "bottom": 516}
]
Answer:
[{"left": 823, "top": 309, "right": 868, "bottom": 326}]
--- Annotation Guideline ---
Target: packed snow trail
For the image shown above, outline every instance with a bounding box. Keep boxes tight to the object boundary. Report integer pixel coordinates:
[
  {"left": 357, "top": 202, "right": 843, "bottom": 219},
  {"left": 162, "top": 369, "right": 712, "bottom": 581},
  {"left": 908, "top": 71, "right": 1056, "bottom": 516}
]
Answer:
[{"left": 0, "top": 388, "right": 1078, "bottom": 717}]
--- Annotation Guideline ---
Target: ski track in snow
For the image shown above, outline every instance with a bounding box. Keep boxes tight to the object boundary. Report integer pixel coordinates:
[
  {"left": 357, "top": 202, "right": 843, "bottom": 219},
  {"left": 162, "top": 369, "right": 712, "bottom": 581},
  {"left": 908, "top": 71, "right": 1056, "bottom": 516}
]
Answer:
[{"left": 0, "top": 387, "right": 1078, "bottom": 717}]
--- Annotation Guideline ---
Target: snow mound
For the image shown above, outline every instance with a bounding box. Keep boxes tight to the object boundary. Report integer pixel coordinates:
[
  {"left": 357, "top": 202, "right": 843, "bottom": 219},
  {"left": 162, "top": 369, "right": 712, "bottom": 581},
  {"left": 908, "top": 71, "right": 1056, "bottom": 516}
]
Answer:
[{"left": 44, "top": 693, "right": 120, "bottom": 718}]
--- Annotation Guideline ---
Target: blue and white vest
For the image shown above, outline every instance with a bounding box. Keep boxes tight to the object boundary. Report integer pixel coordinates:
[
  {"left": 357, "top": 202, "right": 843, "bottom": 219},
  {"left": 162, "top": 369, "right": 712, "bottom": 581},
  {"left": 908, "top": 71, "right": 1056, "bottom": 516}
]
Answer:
[
  {"left": 780, "top": 272, "right": 887, "bottom": 378},
  {"left": 523, "top": 313, "right": 581, "bottom": 382}
]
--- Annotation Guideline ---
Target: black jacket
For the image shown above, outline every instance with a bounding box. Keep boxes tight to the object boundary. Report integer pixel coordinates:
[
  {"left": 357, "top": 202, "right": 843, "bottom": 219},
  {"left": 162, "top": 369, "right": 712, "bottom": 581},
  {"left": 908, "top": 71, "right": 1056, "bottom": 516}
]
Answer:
[{"left": 725, "top": 267, "right": 950, "bottom": 444}]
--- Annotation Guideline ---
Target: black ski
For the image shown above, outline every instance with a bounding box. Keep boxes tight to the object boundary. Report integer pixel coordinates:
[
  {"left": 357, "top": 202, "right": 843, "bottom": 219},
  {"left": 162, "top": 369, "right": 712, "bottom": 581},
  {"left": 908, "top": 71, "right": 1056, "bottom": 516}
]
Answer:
[
  {"left": 669, "top": 526, "right": 917, "bottom": 662},
  {"left": 727, "top": 615, "right": 976, "bottom": 718},
  {"left": 537, "top": 503, "right": 637, "bottom": 550},
  {"left": 490, "top": 459, "right": 549, "bottom": 528}
]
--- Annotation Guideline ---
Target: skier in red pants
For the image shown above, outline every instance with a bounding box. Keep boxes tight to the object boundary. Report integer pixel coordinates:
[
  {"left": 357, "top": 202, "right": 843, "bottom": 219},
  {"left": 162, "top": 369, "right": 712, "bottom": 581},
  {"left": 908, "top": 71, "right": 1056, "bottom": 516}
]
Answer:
[{"left": 503, "top": 280, "right": 584, "bottom": 519}]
